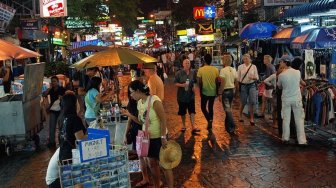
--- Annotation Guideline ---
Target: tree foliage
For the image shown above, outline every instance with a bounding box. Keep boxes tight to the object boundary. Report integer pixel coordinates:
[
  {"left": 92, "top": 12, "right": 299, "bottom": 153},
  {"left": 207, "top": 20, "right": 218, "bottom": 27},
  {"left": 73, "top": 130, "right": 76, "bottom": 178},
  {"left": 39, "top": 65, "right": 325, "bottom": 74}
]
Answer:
[
  {"left": 172, "top": 0, "right": 206, "bottom": 30},
  {"left": 67, "top": 0, "right": 139, "bottom": 35}
]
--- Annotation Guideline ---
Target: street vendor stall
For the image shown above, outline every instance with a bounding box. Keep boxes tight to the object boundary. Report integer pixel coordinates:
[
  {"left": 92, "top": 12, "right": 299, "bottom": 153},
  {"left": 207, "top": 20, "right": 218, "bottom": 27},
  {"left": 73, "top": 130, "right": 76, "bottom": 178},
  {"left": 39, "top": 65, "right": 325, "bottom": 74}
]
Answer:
[
  {"left": 0, "top": 63, "right": 45, "bottom": 155},
  {"left": 0, "top": 39, "right": 42, "bottom": 155}
]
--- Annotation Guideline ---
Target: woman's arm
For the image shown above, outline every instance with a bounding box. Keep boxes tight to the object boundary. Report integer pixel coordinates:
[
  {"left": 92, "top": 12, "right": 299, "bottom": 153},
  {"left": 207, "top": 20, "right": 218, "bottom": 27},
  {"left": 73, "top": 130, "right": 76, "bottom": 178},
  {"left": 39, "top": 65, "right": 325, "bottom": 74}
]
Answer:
[
  {"left": 95, "top": 92, "right": 113, "bottom": 103},
  {"left": 75, "top": 130, "right": 87, "bottom": 140},
  {"left": 264, "top": 74, "right": 275, "bottom": 86},
  {"left": 121, "top": 108, "right": 142, "bottom": 124},
  {"left": 153, "top": 100, "right": 167, "bottom": 146}
]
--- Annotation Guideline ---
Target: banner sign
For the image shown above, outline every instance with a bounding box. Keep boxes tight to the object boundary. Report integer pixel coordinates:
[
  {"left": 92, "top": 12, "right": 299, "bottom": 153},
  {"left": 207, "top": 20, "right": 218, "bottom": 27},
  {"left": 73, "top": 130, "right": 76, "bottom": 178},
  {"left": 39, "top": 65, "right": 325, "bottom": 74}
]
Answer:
[
  {"left": 304, "top": 49, "right": 316, "bottom": 79},
  {"left": 193, "top": 6, "right": 216, "bottom": 19},
  {"left": 196, "top": 34, "right": 214, "bottom": 42},
  {"left": 215, "top": 19, "right": 235, "bottom": 29},
  {"left": 177, "top": 30, "right": 187, "bottom": 36},
  {"left": 65, "top": 17, "right": 93, "bottom": 29},
  {"left": 264, "top": 0, "right": 309, "bottom": 6},
  {"left": 79, "top": 137, "right": 109, "bottom": 163},
  {"left": 40, "top": 0, "right": 68, "bottom": 17},
  {"left": 0, "top": 2, "right": 16, "bottom": 33},
  {"left": 20, "top": 19, "right": 39, "bottom": 30},
  {"left": 196, "top": 22, "right": 214, "bottom": 35}
]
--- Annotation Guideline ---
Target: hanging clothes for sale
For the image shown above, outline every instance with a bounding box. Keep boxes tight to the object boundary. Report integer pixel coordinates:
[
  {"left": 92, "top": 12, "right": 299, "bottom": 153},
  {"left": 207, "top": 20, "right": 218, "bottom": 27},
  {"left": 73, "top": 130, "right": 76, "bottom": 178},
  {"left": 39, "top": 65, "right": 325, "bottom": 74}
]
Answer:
[{"left": 303, "top": 79, "right": 336, "bottom": 127}]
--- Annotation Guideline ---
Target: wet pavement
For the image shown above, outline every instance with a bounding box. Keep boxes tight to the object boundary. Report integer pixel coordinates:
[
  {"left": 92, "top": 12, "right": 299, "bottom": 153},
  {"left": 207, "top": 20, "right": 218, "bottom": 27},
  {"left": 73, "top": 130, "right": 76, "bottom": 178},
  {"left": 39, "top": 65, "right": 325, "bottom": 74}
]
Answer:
[{"left": 1, "top": 77, "right": 336, "bottom": 188}]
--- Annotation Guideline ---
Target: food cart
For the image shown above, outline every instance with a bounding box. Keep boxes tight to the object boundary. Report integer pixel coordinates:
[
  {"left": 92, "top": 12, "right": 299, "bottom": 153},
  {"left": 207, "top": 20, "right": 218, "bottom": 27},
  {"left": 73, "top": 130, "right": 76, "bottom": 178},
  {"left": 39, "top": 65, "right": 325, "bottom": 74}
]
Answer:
[{"left": 0, "top": 63, "right": 45, "bottom": 156}]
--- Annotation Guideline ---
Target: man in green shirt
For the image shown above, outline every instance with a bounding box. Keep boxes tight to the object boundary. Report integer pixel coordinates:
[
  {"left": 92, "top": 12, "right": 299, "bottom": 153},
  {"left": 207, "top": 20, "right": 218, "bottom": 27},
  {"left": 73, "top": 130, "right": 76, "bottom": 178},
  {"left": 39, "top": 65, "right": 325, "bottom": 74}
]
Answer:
[{"left": 197, "top": 54, "right": 219, "bottom": 130}]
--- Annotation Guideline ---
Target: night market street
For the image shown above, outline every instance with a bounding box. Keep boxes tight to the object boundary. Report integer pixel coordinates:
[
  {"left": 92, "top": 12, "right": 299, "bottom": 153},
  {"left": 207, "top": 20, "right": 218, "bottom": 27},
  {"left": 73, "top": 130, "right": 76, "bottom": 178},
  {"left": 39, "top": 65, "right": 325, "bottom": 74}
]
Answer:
[{"left": 1, "top": 77, "right": 336, "bottom": 188}]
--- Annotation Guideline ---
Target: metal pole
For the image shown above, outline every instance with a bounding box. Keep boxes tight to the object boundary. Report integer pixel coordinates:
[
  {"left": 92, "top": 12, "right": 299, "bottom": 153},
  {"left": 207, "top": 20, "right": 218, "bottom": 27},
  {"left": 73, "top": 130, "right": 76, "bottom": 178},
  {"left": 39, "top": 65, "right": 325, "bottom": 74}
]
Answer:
[{"left": 237, "top": 0, "right": 243, "bottom": 32}]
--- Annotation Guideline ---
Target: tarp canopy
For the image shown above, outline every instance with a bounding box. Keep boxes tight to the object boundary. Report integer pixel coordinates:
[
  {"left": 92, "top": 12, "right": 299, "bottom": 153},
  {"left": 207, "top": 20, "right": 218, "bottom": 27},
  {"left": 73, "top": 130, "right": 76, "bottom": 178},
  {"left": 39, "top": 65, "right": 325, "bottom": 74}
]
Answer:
[
  {"left": 291, "top": 27, "right": 336, "bottom": 49},
  {"left": 272, "top": 25, "right": 318, "bottom": 44},
  {"left": 284, "top": 0, "right": 336, "bottom": 18}
]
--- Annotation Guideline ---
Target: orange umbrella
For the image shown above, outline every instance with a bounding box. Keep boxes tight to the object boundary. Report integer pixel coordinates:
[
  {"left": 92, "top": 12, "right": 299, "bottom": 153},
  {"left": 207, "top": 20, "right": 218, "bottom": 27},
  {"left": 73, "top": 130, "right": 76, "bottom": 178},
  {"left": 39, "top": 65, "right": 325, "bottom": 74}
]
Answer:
[{"left": 0, "top": 39, "right": 41, "bottom": 60}]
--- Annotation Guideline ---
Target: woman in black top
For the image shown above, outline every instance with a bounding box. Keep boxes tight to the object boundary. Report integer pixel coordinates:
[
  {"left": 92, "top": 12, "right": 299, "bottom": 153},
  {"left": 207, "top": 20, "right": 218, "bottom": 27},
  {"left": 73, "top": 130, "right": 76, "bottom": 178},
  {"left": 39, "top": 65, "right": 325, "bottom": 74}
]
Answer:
[
  {"left": 58, "top": 92, "right": 87, "bottom": 162},
  {"left": 125, "top": 85, "right": 142, "bottom": 151}
]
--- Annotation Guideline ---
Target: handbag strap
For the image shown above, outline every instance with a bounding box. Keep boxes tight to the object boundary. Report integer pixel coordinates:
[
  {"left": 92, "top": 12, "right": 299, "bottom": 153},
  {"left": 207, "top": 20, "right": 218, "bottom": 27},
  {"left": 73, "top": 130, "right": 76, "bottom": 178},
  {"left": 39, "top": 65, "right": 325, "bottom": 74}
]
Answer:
[
  {"left": 240, "top": 64, "right": 253, "bottom": 83},
  {"left": 144, "top": 96, "right": 152, "bottom": 134}
]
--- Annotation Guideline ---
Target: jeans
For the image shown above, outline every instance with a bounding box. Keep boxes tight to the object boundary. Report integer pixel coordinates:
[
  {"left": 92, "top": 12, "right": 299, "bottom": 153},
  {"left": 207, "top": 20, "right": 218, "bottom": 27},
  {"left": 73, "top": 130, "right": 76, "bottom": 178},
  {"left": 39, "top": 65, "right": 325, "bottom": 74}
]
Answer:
[
  {"left": 222, "top": 89, "right": 236, "bottom": 133},
  {"left": 281, "top": 100, "right": 307, "bottom": 144},
  {"left": 49, "top": 111, "right": 60, "bottom": 145},
  {"left": 201, "top": 94, "right": 216, "bottom": 122}
]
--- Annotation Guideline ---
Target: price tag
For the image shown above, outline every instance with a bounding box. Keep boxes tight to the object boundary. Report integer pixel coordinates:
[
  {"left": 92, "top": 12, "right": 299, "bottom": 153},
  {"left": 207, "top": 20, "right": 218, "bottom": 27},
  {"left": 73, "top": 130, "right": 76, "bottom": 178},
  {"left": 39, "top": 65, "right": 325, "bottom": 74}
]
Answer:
[{"left": 79, "top": 137, "right": 109, "bottom": 163}]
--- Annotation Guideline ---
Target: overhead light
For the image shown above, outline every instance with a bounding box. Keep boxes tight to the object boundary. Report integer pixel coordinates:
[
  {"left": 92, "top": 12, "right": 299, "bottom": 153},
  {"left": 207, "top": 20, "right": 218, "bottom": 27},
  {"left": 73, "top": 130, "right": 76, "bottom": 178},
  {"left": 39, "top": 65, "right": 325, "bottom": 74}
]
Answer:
[
  {"left": 324, "top": 19, "right": 335, "bottom": 22},
  {"left": 295, "top": 18, "right": 310, "bottom": 23}
]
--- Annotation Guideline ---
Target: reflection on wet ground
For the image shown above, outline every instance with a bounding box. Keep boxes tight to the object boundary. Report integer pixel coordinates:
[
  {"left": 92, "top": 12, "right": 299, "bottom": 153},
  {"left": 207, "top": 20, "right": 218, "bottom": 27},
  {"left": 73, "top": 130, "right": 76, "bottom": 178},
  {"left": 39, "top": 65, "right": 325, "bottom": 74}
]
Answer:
[{"left": 1, "top": 78, "right": 335, "bottom": 188}]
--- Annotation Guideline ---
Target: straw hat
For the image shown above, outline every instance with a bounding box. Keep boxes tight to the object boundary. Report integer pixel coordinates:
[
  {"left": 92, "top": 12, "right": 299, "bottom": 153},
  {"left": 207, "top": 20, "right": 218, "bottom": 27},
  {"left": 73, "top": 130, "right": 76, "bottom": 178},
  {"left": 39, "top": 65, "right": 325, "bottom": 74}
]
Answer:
[{"left": 159, "top": 140, "right": 182, "bottom": 169}]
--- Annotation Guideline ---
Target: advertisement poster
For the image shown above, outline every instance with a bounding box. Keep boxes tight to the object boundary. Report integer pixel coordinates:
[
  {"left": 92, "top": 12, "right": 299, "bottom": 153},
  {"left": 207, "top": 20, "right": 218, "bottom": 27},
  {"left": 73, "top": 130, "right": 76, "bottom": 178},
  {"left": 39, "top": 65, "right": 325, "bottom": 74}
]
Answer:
[
  {"left": 0, "top": 2, "right": 16, "bottom": 33},
  {"left": 40, "top": 0, "right": 67, "bottom": 17},
  {"left": 305, "top": 49, "right": 316, "bottom": 79}
]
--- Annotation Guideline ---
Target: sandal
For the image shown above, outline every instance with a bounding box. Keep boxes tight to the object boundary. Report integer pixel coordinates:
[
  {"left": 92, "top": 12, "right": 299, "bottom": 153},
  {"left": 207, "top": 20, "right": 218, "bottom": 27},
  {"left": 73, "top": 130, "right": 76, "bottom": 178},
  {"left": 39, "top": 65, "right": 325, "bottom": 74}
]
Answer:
[
  {"left": 181, "top": 128, "right": 186, "bottom": 132},
  {"left": 135, "top": 181, "right": 150, "bottom": 188}
]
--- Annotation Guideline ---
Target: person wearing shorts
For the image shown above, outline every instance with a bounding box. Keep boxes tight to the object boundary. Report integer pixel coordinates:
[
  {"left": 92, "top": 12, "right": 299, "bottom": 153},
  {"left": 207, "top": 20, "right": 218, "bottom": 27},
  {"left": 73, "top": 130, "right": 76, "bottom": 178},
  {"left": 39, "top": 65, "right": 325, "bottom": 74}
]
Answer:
[
  {"left": 174, "top": 59, "right": 199, "bottom": 134},
  {"left": 238, "top": 54, "right": 259, "bottom": 126},
  {"left": 259, "top": 55, "right": 275, "bottom": 118}
]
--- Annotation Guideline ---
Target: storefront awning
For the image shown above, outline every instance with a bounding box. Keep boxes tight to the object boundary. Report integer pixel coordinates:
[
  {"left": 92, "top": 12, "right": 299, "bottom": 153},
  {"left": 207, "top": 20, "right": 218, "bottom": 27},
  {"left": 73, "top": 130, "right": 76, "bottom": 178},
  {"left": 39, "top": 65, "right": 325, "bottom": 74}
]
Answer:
[{"left": 284, "top": 0, "right": 336, "bottom": 18}]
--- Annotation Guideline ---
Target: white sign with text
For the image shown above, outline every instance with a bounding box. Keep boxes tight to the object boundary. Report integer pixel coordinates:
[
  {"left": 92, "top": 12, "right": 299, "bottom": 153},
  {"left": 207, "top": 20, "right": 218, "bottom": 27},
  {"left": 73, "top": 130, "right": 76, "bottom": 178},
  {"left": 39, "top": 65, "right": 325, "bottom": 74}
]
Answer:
[{"left": 79, "top": 137, "right": 109, "bottom": 162}]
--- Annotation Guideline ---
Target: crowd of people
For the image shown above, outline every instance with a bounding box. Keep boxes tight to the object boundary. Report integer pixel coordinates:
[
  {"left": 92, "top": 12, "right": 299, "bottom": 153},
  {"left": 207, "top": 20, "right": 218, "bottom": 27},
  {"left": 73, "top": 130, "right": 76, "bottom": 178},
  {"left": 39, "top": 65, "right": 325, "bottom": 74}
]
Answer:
[{"left": 43, "top": 47, "right": 308, "bottom": 187}]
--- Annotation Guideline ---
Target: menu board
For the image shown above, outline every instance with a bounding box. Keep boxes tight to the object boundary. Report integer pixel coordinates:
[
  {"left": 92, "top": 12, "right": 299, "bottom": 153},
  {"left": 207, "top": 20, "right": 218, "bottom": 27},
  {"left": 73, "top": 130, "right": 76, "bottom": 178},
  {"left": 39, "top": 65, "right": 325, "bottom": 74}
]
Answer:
[{"left": 40, "top": 0, "right": 68, "bottom": 18}]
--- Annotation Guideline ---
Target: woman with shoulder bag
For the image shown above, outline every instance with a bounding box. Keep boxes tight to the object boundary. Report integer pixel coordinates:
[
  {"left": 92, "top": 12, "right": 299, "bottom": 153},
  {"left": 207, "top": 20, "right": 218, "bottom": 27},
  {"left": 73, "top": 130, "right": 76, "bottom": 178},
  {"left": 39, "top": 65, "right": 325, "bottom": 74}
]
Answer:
[{"left": 121, "top": 80, "right": 173, "bottom": 188}]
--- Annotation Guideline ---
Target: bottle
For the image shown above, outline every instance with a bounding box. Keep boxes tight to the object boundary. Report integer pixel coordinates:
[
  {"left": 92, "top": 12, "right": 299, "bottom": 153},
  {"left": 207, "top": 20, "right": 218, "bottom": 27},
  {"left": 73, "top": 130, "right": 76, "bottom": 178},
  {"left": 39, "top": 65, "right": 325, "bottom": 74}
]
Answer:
[
  {"left": 185, "top": 79, "right": 190, "bottom": 91},
  {"left": 115, "top": 104, "right": 120, "bottom": 122}
]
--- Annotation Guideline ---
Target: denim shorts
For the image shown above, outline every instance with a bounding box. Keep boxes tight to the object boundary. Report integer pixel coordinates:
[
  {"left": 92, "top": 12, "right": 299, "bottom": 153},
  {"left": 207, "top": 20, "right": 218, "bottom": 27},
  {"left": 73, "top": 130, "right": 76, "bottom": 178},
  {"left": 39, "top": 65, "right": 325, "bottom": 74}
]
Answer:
[{"left": 240, "top": 83, "right": 257, "bottom": 106}]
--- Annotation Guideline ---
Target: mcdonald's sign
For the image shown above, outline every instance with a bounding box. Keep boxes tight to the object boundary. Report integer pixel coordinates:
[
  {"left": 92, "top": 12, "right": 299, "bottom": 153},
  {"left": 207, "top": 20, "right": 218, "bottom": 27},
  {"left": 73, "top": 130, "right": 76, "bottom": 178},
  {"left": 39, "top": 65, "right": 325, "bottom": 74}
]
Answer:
[{"left": 193, "top": 7, "right": 205, "bottom": 19}]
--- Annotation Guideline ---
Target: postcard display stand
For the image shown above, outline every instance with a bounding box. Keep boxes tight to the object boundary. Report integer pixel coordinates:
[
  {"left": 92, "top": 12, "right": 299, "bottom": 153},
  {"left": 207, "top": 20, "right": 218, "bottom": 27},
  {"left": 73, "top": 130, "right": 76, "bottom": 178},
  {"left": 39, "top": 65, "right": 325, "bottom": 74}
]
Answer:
[{"left": 58, "top": 145, "right": 130, "bottom": 188}]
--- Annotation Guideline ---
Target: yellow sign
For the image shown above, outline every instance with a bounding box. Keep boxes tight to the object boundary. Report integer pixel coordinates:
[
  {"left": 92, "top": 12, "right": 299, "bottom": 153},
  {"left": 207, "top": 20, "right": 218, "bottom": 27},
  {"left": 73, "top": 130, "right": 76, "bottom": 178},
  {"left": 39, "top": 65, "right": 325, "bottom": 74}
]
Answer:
[
  {"left": 177, "top": 30, "right": 187, "bottom": 36},
  {"left": 196, "top": 34, "right": 214, "bottom": 41}
]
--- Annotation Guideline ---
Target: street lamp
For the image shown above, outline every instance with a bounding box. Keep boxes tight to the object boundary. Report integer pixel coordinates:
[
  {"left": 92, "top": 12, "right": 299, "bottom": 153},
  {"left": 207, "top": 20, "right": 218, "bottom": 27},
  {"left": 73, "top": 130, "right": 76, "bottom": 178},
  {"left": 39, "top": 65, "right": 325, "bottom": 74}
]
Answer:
[{"left": 173, "top": 0, "right": 179, "bottom": 3}]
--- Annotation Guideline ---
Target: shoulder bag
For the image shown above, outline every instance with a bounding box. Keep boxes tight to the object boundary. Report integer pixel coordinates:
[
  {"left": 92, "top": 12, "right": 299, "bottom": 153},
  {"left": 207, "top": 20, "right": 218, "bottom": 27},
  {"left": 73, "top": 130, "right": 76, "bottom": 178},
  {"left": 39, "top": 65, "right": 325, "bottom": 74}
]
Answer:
[
  {"left": 238, "top": 64, "right": 252, "bottom": 92},
  {"left": 136, "top": 96, "right": 152, "bottom": 157}
]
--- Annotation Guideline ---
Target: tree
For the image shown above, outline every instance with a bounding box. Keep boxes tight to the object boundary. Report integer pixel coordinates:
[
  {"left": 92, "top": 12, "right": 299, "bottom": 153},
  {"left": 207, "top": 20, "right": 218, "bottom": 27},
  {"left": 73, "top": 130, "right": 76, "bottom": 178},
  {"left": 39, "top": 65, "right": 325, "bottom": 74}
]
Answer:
[{"left": 172, "top": 0, "right": 206, "bottom": 30}]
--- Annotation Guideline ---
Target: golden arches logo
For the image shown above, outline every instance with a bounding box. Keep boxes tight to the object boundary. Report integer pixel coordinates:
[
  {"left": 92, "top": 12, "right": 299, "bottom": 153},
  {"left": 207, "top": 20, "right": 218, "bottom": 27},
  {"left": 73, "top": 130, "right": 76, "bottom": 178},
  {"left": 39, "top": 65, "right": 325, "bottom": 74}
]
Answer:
[{"left": 194, "top": 9, "right": 204, "bottom": 18}]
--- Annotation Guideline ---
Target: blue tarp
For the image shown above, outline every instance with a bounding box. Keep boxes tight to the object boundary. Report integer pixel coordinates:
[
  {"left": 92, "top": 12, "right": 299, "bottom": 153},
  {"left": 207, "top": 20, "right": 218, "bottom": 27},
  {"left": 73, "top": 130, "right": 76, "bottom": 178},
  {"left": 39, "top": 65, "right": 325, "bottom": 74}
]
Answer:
[
  {"left": 284, "top": 0, "right": 335, "bottom": 18},
  {"left": 239, "top": 22, "right": 277, "bottom": 40}
]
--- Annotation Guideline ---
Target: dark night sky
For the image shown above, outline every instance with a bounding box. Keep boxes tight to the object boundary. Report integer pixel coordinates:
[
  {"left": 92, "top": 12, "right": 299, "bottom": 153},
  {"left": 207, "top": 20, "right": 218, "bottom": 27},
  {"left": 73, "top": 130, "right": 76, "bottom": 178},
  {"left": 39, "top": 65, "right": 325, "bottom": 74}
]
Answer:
[{"left": 139, "top": 0, "right": 168, "bottom": 15}]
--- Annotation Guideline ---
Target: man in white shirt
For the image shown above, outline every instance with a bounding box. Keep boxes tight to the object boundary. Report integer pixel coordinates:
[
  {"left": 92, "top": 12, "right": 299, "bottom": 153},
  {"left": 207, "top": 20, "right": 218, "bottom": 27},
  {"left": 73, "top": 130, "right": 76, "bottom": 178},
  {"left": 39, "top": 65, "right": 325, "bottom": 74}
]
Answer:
[{"left": 277, "top": 55, "right": 307, "bottom": 145}]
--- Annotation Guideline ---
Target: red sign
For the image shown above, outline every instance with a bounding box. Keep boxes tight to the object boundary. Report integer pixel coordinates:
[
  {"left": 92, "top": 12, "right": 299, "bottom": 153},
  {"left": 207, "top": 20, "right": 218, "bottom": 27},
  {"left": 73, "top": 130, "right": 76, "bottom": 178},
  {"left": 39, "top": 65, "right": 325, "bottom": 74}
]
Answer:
[{"left": 193, "top": 7, "right": 205, "bottom": 19}]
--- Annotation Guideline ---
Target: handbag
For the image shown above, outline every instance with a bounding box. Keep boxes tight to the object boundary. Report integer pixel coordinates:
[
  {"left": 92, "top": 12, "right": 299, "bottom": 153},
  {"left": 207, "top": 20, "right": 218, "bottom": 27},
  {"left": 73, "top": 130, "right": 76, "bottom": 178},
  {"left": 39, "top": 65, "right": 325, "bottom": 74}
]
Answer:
[
  {"left": 49, "top": 98, "right": 61, "bottom": 111},
  {"left": 238, "top": 64, "right": 252, "bottom": 92},
  {"left": 136, "top": 96, "right": 152, "bottom": 157}
]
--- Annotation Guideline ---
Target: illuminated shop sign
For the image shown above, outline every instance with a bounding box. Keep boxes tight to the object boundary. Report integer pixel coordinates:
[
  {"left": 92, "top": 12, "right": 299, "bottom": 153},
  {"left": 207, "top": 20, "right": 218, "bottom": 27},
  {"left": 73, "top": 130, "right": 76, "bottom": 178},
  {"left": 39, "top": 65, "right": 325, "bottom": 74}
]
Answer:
[
  {"left": 196, "top": 34, "right": 214, "bottom": 41},
  {"left": 40, "top": 0, "right": 67, "bottom": 18},
  {"left": 196, "top": 22, "right": 214, "bottom": 34},
  {"left": 177, "top": 30, "right": 187, "bottom": 36},
  {"left": 137, "top": 17, "right": 145, "bottom": 20},
  {"left": 52, "top": 37, "right": 66, "bottom": 45},
  {"left": 65, "top": 17, "right": 93, "bottom": 29},
  {"left": 142, "top": 20, "right": 155, "bottom": 23},
  {"left": 156, "top": 21, "right": 164, "bottom": 25},
  {"left": 179, "top": 35, "right": 188, "bottom": 43},
  {"left": 186, "top": 28, "right": 195, "bottom": 36},
  {"left": 193, "top": 6, "right": 216, "bottom": 19}
]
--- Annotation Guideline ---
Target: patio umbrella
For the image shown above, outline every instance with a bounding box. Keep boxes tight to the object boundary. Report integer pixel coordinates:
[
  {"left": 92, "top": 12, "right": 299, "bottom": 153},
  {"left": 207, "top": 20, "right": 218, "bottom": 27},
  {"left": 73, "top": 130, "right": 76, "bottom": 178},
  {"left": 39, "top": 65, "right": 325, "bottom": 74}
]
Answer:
[
  {"left": 70, "top": 45, "right": 109, "bottom": 53},
  {"left": 239, "top": 22, "right": 277, "bottom": 40},
  {"left": 0, "top": 39, "right": 41, "bottom": 60},
  {"left": 271, "top": 25, "right": 318, "bottom": 44},
  {"left": 70, "top": 47, "right": 157, "bottom": 69},
  {"left": 291, "top": 27, "right": 336, "bottom": 49}
]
